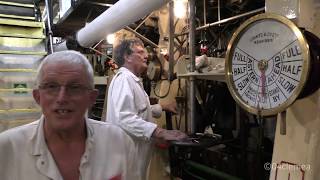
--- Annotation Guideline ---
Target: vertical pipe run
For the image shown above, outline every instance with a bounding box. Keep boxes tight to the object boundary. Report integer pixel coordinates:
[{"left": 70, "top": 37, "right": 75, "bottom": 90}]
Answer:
[
  {"left": 45, "top": 0, "right": 53, "bottom": 54},
  {"left": 203, "top": 0, "right": 206, "bottom": 25},
  {"left": 280, "top": 111, "right": 286, "bottom": 135},
  {"left": 217, "top": 0, "right": 221, "bottom": 56},
  {"left": 217, "top": 0, "right": 221, "bottom": 21},
  {"left": 169, "top": 1, "right": 175, "bottom": 81},
  {"left": 189, "top": 0, "right": 196, "bottom": 72},
  {"left": 189, "top": 0, "right": 196, "bottom": 134}
]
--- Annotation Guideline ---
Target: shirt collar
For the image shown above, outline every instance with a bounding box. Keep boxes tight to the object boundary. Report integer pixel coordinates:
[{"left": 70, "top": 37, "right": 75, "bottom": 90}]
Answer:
[
  {"left": 29, "top": 115, "right": 94, "bottom": 156},
  {"left": 29, "top": 115, "right": 45, "bottom": 156},
  {"left": 119, "top": 67, "right": 140, "bottom": 82}
]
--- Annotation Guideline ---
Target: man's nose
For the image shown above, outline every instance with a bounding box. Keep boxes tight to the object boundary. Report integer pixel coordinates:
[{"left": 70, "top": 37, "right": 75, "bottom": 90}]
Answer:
[{"left": 56, "top": 86, "right": 69, "bottom": 101}]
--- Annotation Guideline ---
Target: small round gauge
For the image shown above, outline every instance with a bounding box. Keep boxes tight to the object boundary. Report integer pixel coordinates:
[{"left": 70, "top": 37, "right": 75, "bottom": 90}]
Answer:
[{"left": 225, "top": 13, "right": 310, "bottom": 116}]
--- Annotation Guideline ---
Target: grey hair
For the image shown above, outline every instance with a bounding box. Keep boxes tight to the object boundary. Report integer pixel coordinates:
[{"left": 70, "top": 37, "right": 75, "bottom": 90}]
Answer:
[
  {"left": 113, "top": 38, "right": 144, "bottom": 67},
  {"left": 35, "top": 50, "right": 94, "bottom": 89}
]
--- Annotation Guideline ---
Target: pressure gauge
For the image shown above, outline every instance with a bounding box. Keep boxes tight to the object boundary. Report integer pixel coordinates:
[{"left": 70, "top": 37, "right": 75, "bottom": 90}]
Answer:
[{"left": 225, "top": 13, "right": 310, "bottom": 116}]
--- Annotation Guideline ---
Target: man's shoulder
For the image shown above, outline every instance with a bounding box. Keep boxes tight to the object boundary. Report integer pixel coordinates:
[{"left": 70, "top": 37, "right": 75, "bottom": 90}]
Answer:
[
  {"left": 87, "top": 119, "right": 134, "bottom": 145},
  {"left": 112, "top": 68, "right": 138, "bottom": 83},
  {"left": 0, "top": 120, "right": 39, "bottom": 142},
  {"left": 1, "top": 120, "right": 38, "bottom": 134},
  {"left": 87, "top": 118, "right": 115, "bottom": 126},
  {"left": 87, "top": 119, "right": 126, "bottom": 134}
]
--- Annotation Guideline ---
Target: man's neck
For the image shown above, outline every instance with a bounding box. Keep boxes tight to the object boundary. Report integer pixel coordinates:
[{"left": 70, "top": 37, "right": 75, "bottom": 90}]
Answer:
[
  {"left": 44, "top": 121, "right": 87, "bottom": 144},
  {"left": 123, "top": 64, "right": 140, "bottom": 77},
  {"left": 43, "top": 120, "right": 87, "bottom": 180}
]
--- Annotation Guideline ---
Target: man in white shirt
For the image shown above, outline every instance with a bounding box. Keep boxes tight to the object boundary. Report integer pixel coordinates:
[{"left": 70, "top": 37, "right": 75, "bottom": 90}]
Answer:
[
  {"left": 107, "top": 38, "right": 187, "bottom": 180},
  {"left": 0, "top": 50, "right": 137, "bottom": 180}
]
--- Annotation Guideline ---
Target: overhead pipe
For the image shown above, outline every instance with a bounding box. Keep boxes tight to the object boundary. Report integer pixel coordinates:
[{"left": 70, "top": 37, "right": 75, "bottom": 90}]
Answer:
[
  {"left": 175, "top": 7, "right": 265, "bottom": 38},
  {"left": 134, "top": 13, "right": 153, "bottom": 31},
  {"left": 185, "top": 160, "right": 243, "bottom": 180},
  {"left": 196, "top": 7, "right": 264, "bottom": 31},
  {"left": 77, "top": 0, "right": 171, "bottom": 48},
  {"left": 124, "top": 26, "right": 159, "bottom": 48},
  {"left": 54, "top": 0, "right": 170, "bottom": 51},
  {"left": 86, "top": 2, "right": 113, "bottom": 7}
]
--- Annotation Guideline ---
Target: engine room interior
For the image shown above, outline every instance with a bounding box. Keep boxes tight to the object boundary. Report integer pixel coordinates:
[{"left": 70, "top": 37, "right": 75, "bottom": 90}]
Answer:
[{"left": 0, "top": 0, "right": 320, "bottom": 180}]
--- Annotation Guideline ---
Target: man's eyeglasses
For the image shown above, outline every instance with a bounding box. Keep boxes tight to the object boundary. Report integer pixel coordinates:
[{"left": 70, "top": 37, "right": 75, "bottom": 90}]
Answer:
[{"left": 38, "top": 83, "right": 92, "bottom": 96}]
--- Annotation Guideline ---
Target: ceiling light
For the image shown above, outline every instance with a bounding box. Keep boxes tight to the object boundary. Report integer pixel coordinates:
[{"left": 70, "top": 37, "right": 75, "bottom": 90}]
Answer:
[
  {"left": 174, "top": 0, "right": 187, "bottom": 19},
  {"left": 106, "top": 34, "right": 115, "bottom": 44}
]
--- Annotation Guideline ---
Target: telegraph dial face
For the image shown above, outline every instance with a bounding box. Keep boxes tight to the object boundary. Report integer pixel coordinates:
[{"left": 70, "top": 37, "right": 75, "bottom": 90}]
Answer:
[{"left": 225, "top": 13, "right": 310, "bottom": 116}]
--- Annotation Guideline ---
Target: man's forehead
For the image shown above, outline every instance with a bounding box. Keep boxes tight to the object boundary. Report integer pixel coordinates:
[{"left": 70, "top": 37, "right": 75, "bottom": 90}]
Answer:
[
  {"left": 132, "top": 44, "right": 144, "bottom": 49},
  {"left": 41, "top": 63, "right": 87, "bottom": 78}
]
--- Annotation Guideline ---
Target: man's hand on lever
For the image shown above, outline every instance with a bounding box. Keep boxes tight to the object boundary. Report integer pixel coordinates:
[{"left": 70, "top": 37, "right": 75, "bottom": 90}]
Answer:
[{"left": 153, "top": 127, "right": 187, "bottom": 141}]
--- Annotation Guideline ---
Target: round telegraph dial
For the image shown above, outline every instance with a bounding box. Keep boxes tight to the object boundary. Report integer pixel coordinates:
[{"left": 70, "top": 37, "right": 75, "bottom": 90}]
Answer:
[{"left": 225, "top": 13, "right": 310, "bottom": 116}]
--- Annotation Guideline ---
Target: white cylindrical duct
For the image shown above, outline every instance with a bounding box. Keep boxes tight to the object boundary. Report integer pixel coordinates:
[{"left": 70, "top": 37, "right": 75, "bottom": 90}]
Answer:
[{"left": 77, "top": 0, "right": 170, "bottom": 48}]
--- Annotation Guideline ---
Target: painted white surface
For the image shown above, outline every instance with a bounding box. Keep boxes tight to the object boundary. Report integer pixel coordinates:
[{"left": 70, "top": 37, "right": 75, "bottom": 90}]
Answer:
[
  {"left": 267, "top": 1, "right": 320, "bottom": 179},
  {"left": 270, "top": 91, "right": 320, "bottom": 180},
  {"left": 266, "top": 0, "right": 299, "bottom": 19}
]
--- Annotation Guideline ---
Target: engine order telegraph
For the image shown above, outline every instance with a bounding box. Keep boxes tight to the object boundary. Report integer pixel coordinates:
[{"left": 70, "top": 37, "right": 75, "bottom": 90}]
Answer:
[{"left": 225, "top": 13, "right": 320, "bottom": 116}]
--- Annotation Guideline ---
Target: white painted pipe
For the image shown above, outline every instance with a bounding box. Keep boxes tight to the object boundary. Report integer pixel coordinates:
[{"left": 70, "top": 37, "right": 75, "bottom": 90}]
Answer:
[{"left": 76, "top": 0, "right": 170, "bottom": 48}]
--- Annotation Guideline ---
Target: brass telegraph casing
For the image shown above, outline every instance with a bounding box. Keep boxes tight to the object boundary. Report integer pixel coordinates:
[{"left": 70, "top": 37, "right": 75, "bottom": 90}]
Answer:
[{"left": 225, "top": 13, "right": 310, "bottom": 116}]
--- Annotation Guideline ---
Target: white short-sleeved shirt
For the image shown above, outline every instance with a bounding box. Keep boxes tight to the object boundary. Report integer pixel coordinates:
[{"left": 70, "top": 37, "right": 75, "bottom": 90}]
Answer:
[{"left": 0, "top": 116, "right": 137, "bottom": 180}]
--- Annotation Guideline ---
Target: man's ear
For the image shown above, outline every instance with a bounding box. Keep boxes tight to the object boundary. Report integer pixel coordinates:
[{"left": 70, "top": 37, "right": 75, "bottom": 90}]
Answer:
[
  {"left": 124, "top": 54, "right": 132, "bottom": 63},
  {"left": 33, "top": 89, "right": 40, "bottom": 105}
]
